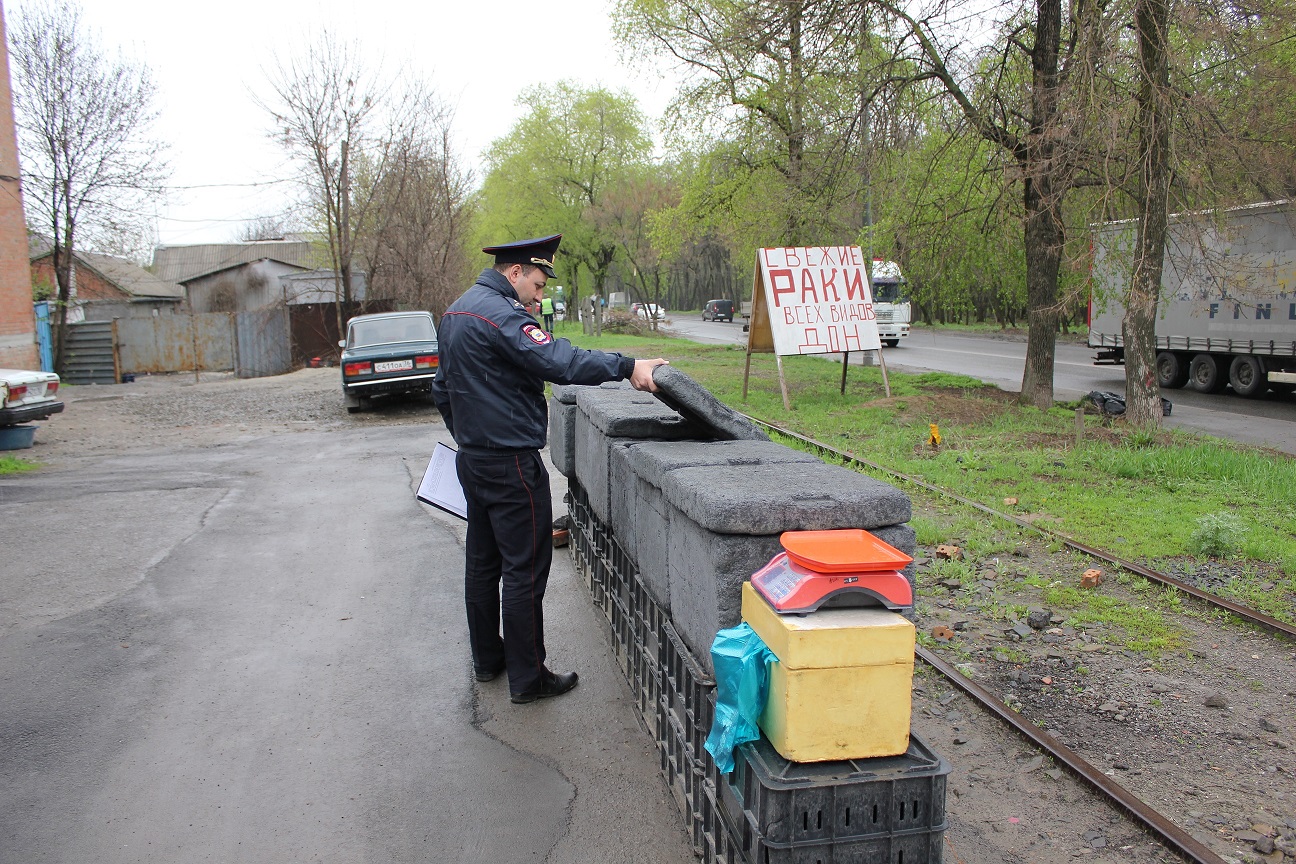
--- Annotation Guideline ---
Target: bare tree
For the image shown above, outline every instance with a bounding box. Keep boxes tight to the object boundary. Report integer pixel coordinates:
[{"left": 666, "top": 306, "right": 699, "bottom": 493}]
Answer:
[
  {"left": 233, "top": 214, "right": 297, "bottom": 242},
  {"left": 359, "top": 109, "right": 474, "bottom": 317},
  {"left": 259, "top": 32, "right": 455, "bottom": 331},
  {"left": 9, "top": 0, "right": 168, "bottom": 373}
]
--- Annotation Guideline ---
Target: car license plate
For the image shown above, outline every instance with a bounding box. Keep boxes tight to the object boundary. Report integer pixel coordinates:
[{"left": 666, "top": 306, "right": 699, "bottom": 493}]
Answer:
[{"left": 374, "top": 359, "right": 413, "bottom": 373}]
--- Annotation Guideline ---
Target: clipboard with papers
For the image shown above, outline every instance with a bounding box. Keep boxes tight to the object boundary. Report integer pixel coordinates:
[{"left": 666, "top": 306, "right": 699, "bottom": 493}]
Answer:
[{"left": 417, "top": 442, "right": 467, "bottom": 520}]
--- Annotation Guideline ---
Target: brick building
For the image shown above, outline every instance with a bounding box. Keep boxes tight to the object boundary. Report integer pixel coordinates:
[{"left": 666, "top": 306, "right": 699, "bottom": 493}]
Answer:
[
  {"left": 30, "top": 249, "right": 184, "bottom": 320},
  {"left": 0, "top": 2, "right": 36, "bottom": 369}
]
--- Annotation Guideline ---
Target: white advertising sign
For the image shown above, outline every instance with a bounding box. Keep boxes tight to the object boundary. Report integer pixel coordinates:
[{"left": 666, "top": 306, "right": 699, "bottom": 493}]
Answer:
[{"left": 757, "top": 246, "right": 881, "bottom": 355}]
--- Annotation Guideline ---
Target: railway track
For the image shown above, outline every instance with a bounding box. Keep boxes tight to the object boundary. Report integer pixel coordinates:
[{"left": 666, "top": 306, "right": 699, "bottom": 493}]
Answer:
[
  {"left": 744, "top": 413, "right": 1294, "bottom": 864},
  {"left": 742, "top": 414, "right": 1295, "bottom": 642}
]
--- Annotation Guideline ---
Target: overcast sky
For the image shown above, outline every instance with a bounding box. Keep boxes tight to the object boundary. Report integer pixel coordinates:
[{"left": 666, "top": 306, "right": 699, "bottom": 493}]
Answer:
[{"left": 6, "top": 0, "right": 679, "bottom": 249}]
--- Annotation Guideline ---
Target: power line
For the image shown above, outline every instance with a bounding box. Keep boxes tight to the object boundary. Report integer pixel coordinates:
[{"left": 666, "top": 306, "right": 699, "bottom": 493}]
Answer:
[{"left": 165, "top": 178, "right": 298, "bottom": 190}]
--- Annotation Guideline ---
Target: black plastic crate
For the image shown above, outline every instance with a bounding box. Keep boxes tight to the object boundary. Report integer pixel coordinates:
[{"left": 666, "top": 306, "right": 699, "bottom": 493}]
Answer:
[
  {"left": 660, "top": 620, "right": 716, "bottom": 766},
  {"left": 732, "top": 811, "right": 945, "bottom": 863},
  {"left": 703, "top": 794, "right": 747, "bottom": 864},
  {"left": 719, "top": 732, "right": 949, "bottom": 859},
  {"left": 632, "top": 645, "right": 660, "bottom": 738},
  {"left": 610, "top": 595, "right": 636, "bottom": 677},
  {"left": 607, "top": 537, "right": 634, "bottom": 607},
  {"left": 659, "top": 702, "right": 707, "bottom": 823},
  {"left": 630, "top": 577, "right": 662, "bottom": 657}
]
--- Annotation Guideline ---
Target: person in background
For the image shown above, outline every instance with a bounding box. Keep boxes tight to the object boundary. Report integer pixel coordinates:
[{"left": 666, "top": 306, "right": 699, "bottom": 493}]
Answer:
[
  {"left": 540, "top": 294, "right": 555, "bottom": 333},
  {"left": 431, "top": 233, "right": 668, "bottom": 704}
]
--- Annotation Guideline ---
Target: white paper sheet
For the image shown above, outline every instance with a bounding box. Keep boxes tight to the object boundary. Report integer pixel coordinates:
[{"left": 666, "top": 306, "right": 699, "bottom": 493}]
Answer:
[{"left": 417, "top": 442, "right": 467, "bottom": 520}]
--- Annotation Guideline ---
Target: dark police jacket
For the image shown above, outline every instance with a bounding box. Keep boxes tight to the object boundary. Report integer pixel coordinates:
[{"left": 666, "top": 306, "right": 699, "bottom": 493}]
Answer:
[{"left": 432, "top": 268, "right": 635, "bottom": 453}]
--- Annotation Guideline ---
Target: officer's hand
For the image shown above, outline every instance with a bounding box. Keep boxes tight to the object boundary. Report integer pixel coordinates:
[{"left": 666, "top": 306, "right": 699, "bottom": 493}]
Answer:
[{"left": 630, "top": 358, "right": 669, "bottom": 392}]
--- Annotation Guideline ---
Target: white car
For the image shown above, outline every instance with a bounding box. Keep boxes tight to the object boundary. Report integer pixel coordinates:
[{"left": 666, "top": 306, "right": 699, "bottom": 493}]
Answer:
[
  {"left": 632, "top": 303, "right": 666, "bottom": 320},
  {"left": 0, "top": 368, "right": 64, "bottom": 426}
]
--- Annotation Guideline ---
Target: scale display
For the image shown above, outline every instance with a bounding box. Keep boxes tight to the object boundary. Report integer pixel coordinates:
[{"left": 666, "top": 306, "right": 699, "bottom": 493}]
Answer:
[{"left": 751, "top": 552, "right": 912, "bottom": 615}]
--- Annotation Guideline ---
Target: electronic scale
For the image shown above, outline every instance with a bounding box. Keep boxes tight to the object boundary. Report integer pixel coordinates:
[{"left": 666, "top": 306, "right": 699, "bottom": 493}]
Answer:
[{"left": 751, "top": 529, "right": 914, "bottom": 615}]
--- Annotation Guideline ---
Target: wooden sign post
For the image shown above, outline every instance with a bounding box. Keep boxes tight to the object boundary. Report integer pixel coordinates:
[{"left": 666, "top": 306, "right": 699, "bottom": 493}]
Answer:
[{"left": 742, "top": 245, "right": 890, "bottom": 409}]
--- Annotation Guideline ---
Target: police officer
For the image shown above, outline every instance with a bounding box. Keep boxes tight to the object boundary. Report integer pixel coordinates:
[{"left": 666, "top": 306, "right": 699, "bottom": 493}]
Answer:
[{"left": 432, "top": 233, "right": 668, "bottom": 704}]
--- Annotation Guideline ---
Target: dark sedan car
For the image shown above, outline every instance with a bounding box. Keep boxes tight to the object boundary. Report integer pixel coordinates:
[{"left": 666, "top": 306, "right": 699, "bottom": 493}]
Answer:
[
  {"left": 339, "top": 311, "right": 438, "bottom": 413},
  {"left": 701, "top": 299, "right": 734, "bottom": 322}
]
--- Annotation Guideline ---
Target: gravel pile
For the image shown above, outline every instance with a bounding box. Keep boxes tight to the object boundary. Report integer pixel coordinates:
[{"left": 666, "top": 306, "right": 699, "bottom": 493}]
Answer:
[{"left": 29, "top": 368, "right": 442, "bottom": 465}]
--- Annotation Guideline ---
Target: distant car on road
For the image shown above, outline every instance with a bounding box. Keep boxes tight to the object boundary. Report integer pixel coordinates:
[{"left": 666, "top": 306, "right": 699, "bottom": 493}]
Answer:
[
  {"left": 701, "top": 299, "right": 734, "bottom": 322},
  {"left": 339, "top": 311, "right": 438, "bottom": 413},
  {"left": 631, "top": 302, "right": 666, "bottom": 321},
  {"left": 0, "top": 368, "right": 63, "bottom": 425}
]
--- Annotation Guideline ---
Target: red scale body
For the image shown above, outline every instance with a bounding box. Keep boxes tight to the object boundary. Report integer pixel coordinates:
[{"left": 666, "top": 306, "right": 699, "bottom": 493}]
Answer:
[{"left": 751, "top": 529, "right": 914, "bottom": 615}]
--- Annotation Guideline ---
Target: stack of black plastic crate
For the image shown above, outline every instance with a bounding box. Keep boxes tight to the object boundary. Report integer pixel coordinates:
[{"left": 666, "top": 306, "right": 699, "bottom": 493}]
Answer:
[
  {"left": 569, "top": 482, "right": 740, "bottom": 862},
  {"left": 567, "top": 481, "right": 951, "bottom": 864}
]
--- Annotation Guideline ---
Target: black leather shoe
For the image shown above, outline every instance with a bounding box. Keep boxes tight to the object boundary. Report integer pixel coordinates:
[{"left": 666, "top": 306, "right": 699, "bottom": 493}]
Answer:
[
  {"left": 510, "top": 671, "right": 578, "bottom": 704},
  {"left": 474, "top": 665, "right": 506, "bottom": 683}
]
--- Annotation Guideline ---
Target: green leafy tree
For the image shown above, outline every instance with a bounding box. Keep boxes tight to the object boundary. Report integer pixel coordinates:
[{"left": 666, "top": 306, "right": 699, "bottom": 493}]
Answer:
[
  {"left": 872, "top": 0, "right": 1118, "bottom": 409},
  {"left": 1072, "top": 0, "right": 1296, "bottom": 425},
  {"left": 598, "top": 164, "right": 682, "bottom": 330},
  {"left": 614, "top": 0, "right": 909, "bottom": 251},
  {"left": 476, "top": 83, "right": 652, "bottom": 314},
  {"left": 869, "top": 123, "right": 1029, "bottom": 326}
]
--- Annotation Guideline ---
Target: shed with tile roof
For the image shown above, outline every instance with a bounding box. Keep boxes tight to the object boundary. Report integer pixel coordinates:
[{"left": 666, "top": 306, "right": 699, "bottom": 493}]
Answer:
[{"left": 30, "top": 249, "right": 185, "bottom": 321}]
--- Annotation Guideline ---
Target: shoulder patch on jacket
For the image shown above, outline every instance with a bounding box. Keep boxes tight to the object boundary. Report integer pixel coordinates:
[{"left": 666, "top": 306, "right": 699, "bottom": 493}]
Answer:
[{"left": 522, "top": 324, "right": 552, "bottom": 345}]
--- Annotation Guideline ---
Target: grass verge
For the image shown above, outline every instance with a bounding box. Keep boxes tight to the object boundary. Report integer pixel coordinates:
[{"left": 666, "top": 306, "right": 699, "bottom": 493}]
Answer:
[
  {"left": 0, "top": 455, "right": 38, "bottom": 475},
  {"left": 559, "top": 324, "right": 1295, "bottom": 622}
]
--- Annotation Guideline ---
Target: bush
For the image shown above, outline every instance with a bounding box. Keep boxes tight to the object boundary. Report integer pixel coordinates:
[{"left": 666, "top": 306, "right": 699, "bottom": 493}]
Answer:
[
  {"left": 601, "top": 309, "right": 653, "bottom": 335},
  {"left": 1190, "top": 512, "right": 1246, "bottom": 558}
]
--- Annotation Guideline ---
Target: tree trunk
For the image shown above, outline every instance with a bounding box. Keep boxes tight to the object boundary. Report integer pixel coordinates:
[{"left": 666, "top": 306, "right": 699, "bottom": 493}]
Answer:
[
  {"left": 339, "top": 138, "right": 353, "bottom": 306},
  {"left": 1018, "top": 0, "right": 1064, "bottom": 410},
  {"left": 1020, "top": 177, "right": 1063, "bottom": 408},
  {"left": 52, "top": 179, "right": 76, "bottom": 375},
  {"left": 787, "top": 3, "right": 806, "bottom": 244},
  {"left": 1124, "top": 0, "right": 1173, "bottom": 426}
]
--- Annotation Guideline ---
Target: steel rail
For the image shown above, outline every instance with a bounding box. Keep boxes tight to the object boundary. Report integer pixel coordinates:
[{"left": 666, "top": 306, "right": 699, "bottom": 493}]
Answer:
[
  {"left": 915, "top": 645, "right": 1227, "bottom": 864},
  {"left": 742, "top": 414, "right": 1296, "bottom": 642}
]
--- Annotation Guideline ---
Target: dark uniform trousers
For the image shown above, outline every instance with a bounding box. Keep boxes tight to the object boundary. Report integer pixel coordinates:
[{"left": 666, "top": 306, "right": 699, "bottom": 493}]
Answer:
[{"left": 456, "top": 449, "right": 553, "bottom": 695}]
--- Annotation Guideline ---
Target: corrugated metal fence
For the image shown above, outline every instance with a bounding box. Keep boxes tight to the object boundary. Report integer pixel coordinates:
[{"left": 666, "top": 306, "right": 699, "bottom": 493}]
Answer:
[
  {"left": 117, "top": 313, "right": 236, "bottom": 375},
  {"left": 233, "top": 308, "right": 292, "bottom": 379},
  {"left": 66, "top": 309, "right": 293, "bottom": 383}
]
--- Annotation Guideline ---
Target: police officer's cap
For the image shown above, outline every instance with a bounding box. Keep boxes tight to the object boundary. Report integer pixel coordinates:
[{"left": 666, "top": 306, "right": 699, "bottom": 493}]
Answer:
[{"left": 483, "top": 234, "right": 561, "bottom": 278}]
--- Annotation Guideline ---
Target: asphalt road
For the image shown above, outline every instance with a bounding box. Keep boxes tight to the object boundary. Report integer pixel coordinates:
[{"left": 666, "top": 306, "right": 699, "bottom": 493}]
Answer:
[
  {"left": 667, "top": 314, "right": 1296, "bottom": 455},
  {"left": 0, "top": 425, "right": 694, "bottom": 863}
]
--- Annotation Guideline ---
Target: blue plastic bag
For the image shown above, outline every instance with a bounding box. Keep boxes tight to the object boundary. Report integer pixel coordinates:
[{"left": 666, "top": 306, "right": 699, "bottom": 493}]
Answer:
[{"left": 704, "top": 623, "right": 776, "bottom": 774}]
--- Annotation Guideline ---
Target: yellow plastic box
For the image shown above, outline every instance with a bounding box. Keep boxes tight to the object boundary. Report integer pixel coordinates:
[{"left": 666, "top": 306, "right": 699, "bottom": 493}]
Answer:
[{"left": 741, "top": 581, "right": 915, "bottom": 762}]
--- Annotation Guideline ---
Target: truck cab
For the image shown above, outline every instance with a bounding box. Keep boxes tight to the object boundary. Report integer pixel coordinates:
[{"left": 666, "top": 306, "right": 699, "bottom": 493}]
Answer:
[{"left": 871, "top": 260, "right": 911, "bottom": 347}]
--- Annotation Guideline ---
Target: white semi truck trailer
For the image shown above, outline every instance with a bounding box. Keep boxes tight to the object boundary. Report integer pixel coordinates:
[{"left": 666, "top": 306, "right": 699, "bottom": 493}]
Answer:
[{"left": 1088, "top": 200, "right": 1296, "bottom": 397}]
